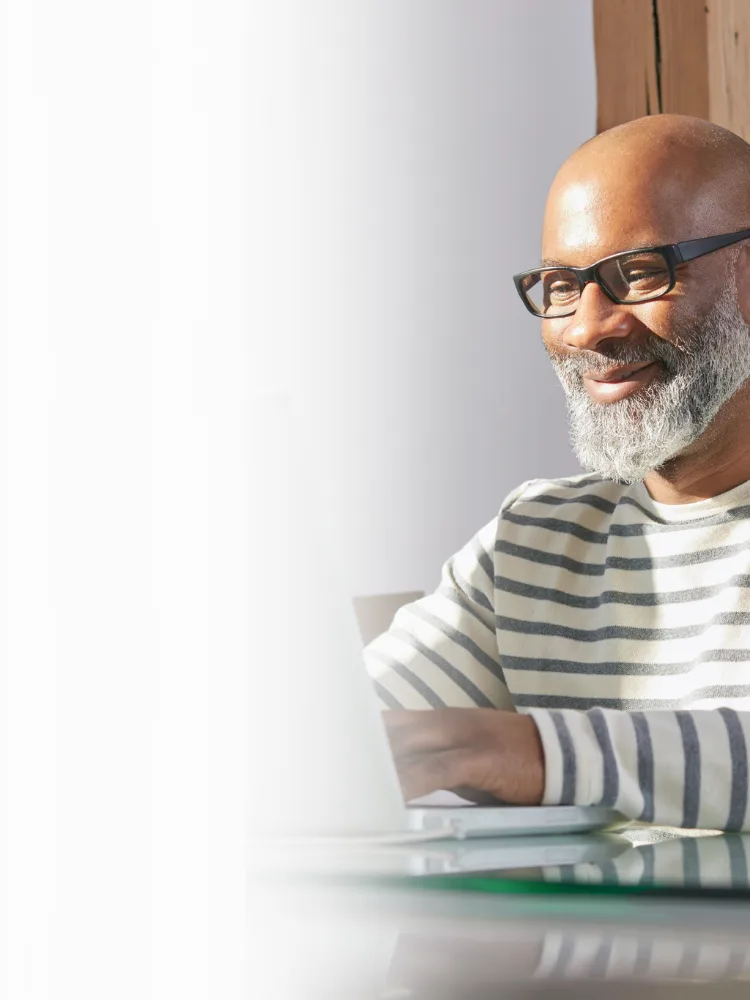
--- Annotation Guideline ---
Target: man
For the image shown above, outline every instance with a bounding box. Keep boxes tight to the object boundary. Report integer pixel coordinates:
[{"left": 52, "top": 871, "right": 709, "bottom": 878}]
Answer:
[{"left": 365, "top": 114, "right": 750, "bottom": 831}]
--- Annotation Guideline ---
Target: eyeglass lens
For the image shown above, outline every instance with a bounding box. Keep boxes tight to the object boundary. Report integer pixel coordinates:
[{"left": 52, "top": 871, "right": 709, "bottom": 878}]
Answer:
[{"left": 521, "top": 251, "right": 671, "bottom": 316}]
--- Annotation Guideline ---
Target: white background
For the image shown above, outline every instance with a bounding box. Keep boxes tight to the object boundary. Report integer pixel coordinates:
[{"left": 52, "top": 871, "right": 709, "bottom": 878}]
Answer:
[
  {"left": 251, "top": 1, "right": 597, "bottom": 597},
  {"left": 5, "top": 0, "right": 244, "bottom": 995}
]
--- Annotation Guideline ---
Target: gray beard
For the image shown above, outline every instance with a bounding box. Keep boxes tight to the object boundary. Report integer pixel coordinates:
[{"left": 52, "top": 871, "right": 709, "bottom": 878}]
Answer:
[{"left": 547, "top": 285, "right": 750, "bottom": 484}]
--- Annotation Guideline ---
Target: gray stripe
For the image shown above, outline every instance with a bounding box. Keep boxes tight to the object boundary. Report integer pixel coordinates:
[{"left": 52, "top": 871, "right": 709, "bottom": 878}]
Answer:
[
  {"left": 541, "top": 866, "right": 563, "bottom": 883},
  {"left": 675, "top": 711, "right": 701, "bottom": 828},
  {"left": 504, "top": 505, "right": 750, "bottom": 539},
  {"left": 631, "top": 712, "right": 655, "bottom": 822},
  {"left": 617, "top": 493, "right": 687, "bottom": 523},
  {"left": 680, "top": 836, "right": 701, "bottom": 887},
  {"left": 500, "top": 648, "right": 750, "bottom": 677},
  {"left": 390, "top": 628, "right": 495, "bottom": 707},
  {"left": 452, "top": 566, "right": 493, "bottom": 613},
  {"left": 540, "top": 474, "right": 608, "bottom": 490},
  {"left": 496, "top": 537, "right": 750, "bottom": 574},
  {"left": 551, "top": 864, "right": 578, "bottom": 884},
  {"left": 514, "top": 687, "right": 750, "bottom": 710},
  {"left": 675, "top": 936, "right": 699, "bottom": 978},
  {"left": 532, "top": 487, "right": 750, "bottom": 530},
  {"left": 599, "top": 859, "right": 619, "bottom": 885},
  {"left": 639, "top": 841, "right": 656, "bottom": 883},
  {"left": 618, "top": 492, "right": 750, "bottom": 528},
  {"left": 496, "top": 610, "right": 750, "bottom": 644},
  {"left": 527, "top": 491, "right": 617, "bottom": 514},
  {"left": 496, "top": 538, "right": 605, "bottom": 576},
  {"left": 589, "top": 940, "right": 612, "bottom": 978},
  {"left": 550, "top": 935, "right": 576, "bottom": 977},
  {"left": 633, "top": 939, "right": 652, "bottom": 976},
  {"left": 372, "top": 679, "right": 401, "bottom": 710},
  {"left": 409, "top": 606, "right": 505, "bottom": 681},
  {"left": 470, "top": 534, "right": 494, "bottom": 586},
  {"left": 616, "top": 504, "right": 750, "bottom": 534},
  {"left": 364, "top": 648, "right": 446, "bottom": 708},
  {"left": 724, "top": 948, "right": 748, "bottom": 980},
  {"left": 725, "top": 835, "right": 749, "bottom": 888},
  {"left": 546, "top": 490, "right": 666, "bottom": 523},
  {"left": 503, "top": 510, "right": 609, "bottom": 544},
  {"left": 719, "top": 707, "right": 748, "bottom": 831},
  {"left": 438, "top": 584, "right": 495, "bottom": 634},
  {"left": 589, "top": 708, "right": 619, "bottom": 807},
  {"left": 550, "top": 710, "right": 576, "bottom": 802},
  {"left": 495, "top": 572, "right": 750, "bottom": 609}
]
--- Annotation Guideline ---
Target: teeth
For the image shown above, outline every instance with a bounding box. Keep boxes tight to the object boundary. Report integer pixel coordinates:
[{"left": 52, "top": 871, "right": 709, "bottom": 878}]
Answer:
[{"left": 591, "top": 364, "right": 651, "bottom": 383}]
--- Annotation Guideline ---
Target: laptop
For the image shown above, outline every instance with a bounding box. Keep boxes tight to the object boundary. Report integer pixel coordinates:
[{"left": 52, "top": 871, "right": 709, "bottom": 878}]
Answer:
[{"left": 247, "top": 393, "right": 625, "bottom": 844}]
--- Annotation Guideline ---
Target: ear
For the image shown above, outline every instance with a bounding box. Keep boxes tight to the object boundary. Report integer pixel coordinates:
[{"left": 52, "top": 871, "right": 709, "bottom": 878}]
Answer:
[{"left": 735, "top": 243, "right": 750, "bottom": 327}]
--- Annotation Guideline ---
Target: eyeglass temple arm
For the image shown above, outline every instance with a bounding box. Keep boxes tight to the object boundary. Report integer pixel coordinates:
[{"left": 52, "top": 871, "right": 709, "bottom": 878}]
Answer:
[{"left": 675, "top": 228, "right": 750, "bottom": 263}]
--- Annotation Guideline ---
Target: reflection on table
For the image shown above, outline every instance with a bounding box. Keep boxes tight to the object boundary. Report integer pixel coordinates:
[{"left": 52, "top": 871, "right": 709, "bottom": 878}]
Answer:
[
  {"left": 249, "top": 831, "right": 750, "bottom": 999},
  {"left": 543, "top": 829, "right": 749, "bottom": 888}
]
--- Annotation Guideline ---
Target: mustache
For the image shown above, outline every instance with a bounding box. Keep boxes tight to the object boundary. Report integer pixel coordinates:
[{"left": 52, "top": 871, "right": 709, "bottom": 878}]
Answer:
[{"left": 550, "top": 334, "right": 689, "bottom": 379}]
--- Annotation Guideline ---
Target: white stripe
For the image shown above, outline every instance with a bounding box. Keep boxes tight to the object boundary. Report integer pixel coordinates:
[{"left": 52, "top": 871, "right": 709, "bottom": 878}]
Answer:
[
  {"left": 495, "top": 586, "right": 750, "bottom": 628},
  {"left": 496, "top": 546, "right": 750, "bottom": 591},
  {"left": 500, "top": 631, "right": 750, "bottom": 666},
  {"left": 506, "top": 663, "right": 750, "bottom": 701}
]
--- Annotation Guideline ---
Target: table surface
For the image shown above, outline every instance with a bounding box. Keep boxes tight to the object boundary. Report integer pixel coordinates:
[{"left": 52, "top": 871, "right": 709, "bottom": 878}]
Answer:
[{"left": 249, "top": 828, "right": 750, "bottom": 999}]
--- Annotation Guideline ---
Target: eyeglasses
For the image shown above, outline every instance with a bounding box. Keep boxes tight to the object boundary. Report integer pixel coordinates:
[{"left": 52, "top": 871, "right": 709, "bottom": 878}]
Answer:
[{"left": 513, "top": 227, "right": 750, "bottom": 319}]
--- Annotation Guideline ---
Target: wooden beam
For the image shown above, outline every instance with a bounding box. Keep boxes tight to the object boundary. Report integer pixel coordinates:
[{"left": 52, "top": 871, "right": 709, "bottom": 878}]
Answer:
[
  {"left": 656, "top": 0, "right": 710, "bottom": 119},
  {"left": 707, "top": 0, "right": 750, "bottom": 141},
  {"left": 594, "top": 0, "right": 713, "bottom": 131},
  {"left": 593, "top": 0, "right": 659, "bottom": 132}
]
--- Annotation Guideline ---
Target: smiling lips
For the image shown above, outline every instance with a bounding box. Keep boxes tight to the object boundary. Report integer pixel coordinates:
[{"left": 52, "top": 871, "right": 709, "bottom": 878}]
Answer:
[{"left": 583, "top": 361, "right": 660, "bottom": 403}]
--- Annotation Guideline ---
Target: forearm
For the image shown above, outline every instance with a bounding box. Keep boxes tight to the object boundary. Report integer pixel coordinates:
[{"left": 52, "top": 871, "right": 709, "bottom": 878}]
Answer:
[{"left": 528, "top": 705, "right": 750, "bottom": 831}]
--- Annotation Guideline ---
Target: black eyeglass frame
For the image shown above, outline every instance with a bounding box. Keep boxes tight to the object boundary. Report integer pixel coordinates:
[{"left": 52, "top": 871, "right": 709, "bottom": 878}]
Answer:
[{"left": 513, "top": 227, "right": 750, "bottom": 318}]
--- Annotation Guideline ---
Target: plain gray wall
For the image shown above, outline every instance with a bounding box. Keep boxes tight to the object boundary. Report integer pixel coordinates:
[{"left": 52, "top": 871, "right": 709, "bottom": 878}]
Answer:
[{"left": 265, "top": 2, "right": 597, "bottom": 595}]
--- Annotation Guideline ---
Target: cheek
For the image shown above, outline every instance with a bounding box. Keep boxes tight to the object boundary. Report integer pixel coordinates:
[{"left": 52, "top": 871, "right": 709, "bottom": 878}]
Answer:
[
  {"left": 642, "top": 299, "right": 676, "bottom": 329},
  {"left": 645, "top": 301, "right": 700, "bottom": 349},
  {"left": 541, "top": 320, "right": 571, "bottom": 357}
]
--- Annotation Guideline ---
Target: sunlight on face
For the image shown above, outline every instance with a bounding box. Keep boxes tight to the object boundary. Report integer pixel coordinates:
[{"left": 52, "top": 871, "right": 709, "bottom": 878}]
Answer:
[
  {"left": 547, "top": 280, "right": 750, "bottom": 482},
  {"left": 544, "top": 181, "right": 605, "bottom": 262}
]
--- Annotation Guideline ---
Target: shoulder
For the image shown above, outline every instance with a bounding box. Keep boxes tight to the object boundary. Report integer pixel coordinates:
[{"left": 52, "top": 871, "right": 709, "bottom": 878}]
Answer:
[
  {"left": 464, "top": 474, "right": 630, "bottom": 563},
  {"left": 498, "top": 473, "right": 629, "bottom": 520}
]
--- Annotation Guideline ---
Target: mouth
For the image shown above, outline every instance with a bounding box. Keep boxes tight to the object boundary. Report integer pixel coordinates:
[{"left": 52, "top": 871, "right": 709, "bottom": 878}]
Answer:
[{"left": 582, "top": 361, "right": 660, "bottom": 403}]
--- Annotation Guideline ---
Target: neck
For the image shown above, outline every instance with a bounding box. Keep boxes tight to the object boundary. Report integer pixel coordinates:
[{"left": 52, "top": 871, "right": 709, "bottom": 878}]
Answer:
[{"left": 642, "top": 387, "right": 750, "bottom": 503}]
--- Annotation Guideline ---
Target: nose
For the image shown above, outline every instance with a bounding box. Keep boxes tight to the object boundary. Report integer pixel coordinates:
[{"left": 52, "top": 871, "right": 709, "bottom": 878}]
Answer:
[{"left": 560, "top": 280, "right": 638, "bottom": 353}]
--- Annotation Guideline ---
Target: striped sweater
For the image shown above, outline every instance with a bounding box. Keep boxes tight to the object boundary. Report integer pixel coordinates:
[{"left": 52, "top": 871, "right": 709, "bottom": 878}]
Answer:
[{"left": 364, "top": 473, "right": 750, "bottom": 831}]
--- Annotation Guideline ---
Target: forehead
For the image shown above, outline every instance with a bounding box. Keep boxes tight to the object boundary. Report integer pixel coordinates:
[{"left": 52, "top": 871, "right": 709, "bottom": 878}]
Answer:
[{"left": 541, "top": 165, "right": 700, "bottom": 266}]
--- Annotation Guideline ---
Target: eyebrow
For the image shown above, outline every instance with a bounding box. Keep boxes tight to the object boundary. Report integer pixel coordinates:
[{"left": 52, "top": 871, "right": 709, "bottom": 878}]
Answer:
[{"left": 538, "top": 243, "right": 669, "bottom": 269}]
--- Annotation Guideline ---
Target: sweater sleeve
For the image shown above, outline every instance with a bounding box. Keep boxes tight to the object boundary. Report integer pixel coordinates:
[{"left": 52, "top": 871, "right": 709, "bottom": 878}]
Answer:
[
  {"left": 363, "top": 515, "right": 516, "bottom": 712},
  {"left": 528, "top": 704, "right": 750, "bottom": 831}
]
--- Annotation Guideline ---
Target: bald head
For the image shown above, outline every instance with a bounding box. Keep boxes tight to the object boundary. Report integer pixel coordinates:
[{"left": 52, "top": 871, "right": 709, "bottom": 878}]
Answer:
[
  {"left": 576, "top": 113, "right": 750, "bottom": 166},
  {"left": 545, "top": 115, "right": 750, "bottom": 261}
]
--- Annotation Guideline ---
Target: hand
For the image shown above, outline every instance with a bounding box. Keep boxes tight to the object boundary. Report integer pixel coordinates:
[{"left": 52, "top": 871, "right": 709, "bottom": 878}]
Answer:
[{"left": 383, "top": 708, "right": 545, "bottom": 805}]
